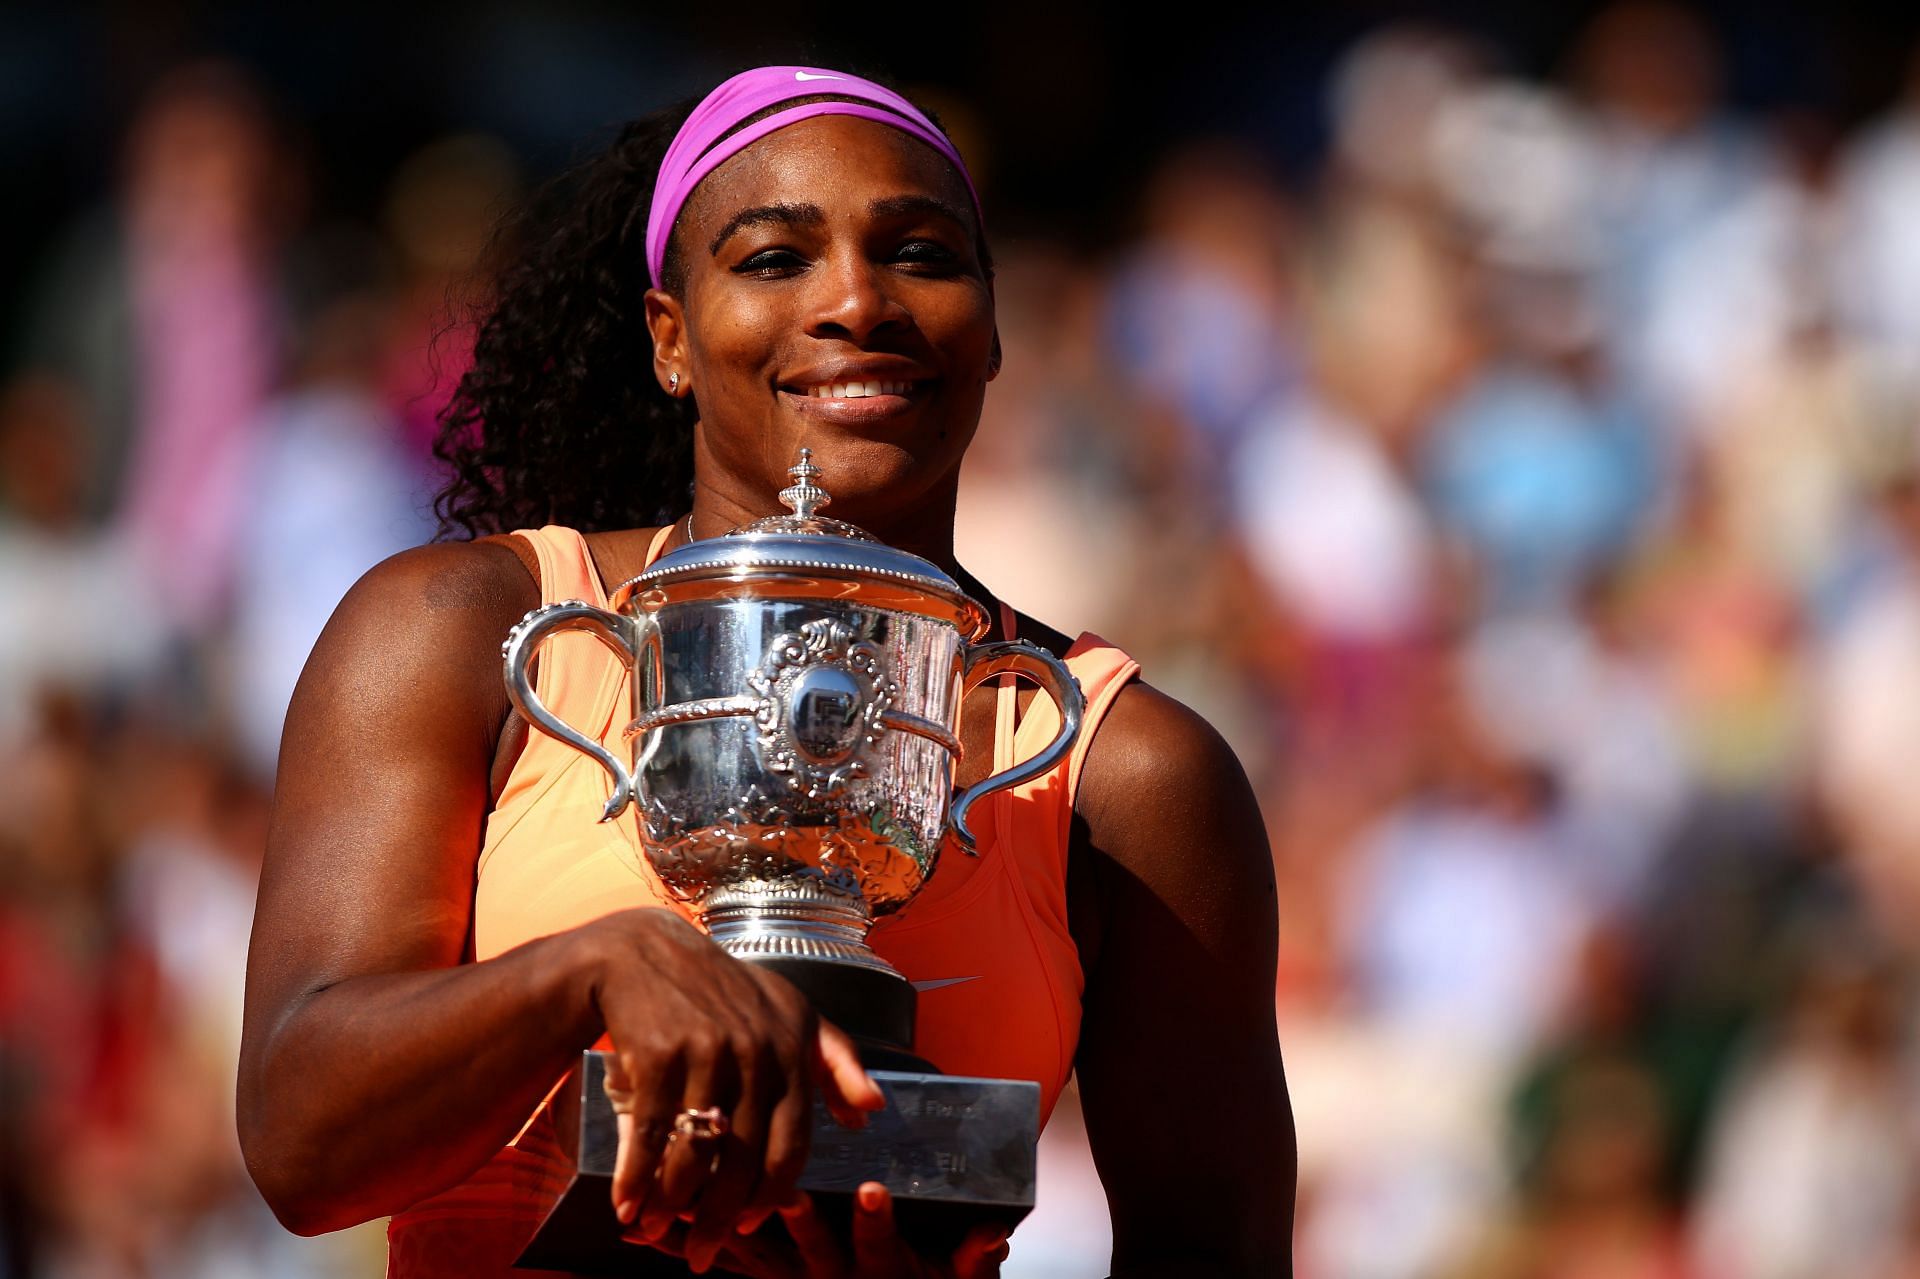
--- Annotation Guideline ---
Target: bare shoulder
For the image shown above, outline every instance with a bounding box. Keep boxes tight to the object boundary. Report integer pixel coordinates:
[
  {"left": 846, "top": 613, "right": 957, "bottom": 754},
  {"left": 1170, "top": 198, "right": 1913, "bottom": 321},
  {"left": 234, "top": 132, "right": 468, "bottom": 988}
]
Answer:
[
  {"left": 1075, "top": 679, "right": 1258, "bottom": 851},
  {"left": 288, "top": 540, "right": 539, "bottom": 742},
  {"left": 1066, "top": 674, "right": 1275, "bottom": 974},
  {"left": 327, "top": 539, "right": 538, "bottom": 636},
  {"left": 999, "top": 603, "right": 1264, "bottom": 880}
]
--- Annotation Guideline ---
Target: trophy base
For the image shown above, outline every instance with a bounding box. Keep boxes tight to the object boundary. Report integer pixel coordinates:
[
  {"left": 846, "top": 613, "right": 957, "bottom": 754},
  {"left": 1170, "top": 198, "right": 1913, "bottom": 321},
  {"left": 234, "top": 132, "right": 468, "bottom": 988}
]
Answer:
[
  {"left": 513, "top": 1050, "right": 1038, "bottom": 1274},
  {"left": 741, "top": 953, "right": 920, "bottom": 1064}
]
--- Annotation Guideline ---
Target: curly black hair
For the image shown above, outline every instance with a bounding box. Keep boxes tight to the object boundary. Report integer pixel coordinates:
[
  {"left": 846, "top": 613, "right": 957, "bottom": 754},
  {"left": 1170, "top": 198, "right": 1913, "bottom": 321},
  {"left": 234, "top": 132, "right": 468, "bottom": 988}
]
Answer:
[
  {"left": 431, "top": 99, "right": 701, "bottom": 540},
  {"left": 431, "top": 83, "right": 985, "bottom": 540}
]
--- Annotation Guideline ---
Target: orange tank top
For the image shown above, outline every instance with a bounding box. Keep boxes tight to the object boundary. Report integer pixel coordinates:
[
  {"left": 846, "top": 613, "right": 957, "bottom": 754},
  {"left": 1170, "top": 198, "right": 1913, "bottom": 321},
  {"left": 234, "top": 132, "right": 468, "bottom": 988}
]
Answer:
[{"left": 386, "top": 525, "right": 1140, "bottom": 1278}]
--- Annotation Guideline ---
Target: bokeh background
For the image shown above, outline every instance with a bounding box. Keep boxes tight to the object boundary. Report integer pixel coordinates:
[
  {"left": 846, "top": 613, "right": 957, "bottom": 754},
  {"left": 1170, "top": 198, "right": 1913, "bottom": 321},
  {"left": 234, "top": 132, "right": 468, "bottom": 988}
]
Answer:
[{"left": 10, "top": 1, "right": 1920, "bottom": 1275}]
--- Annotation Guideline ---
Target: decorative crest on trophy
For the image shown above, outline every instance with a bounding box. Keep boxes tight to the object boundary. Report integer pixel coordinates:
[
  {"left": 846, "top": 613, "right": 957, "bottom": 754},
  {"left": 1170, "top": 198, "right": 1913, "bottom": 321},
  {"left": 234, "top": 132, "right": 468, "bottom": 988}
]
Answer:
[
  {"left": 748, "top": 617, "right": 894, "bottom": 803},
  {"left": 778, "top": 448, "right": 831, "bottom": 517}
]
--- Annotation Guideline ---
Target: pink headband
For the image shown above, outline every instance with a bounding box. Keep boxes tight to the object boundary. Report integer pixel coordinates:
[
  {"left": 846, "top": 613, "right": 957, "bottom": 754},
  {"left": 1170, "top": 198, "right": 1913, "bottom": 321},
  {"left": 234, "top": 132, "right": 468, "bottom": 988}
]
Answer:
[{"left": 645, "top": 65, "right": 983, "bottom": 287}]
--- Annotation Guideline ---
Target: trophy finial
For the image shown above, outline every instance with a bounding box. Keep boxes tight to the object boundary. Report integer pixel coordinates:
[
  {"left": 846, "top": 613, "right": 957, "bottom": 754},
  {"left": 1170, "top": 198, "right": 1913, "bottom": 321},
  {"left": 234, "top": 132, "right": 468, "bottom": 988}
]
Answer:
[{"left": 779, "top": 448, "right": 831, "bottom": 518}]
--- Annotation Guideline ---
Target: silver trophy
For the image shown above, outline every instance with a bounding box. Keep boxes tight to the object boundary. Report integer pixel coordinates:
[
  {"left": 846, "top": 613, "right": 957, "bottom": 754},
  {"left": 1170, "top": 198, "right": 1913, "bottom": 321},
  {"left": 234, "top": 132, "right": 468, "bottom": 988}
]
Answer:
[{"left": 504, "top": 451, "right": 1083, "bottom": 1270}]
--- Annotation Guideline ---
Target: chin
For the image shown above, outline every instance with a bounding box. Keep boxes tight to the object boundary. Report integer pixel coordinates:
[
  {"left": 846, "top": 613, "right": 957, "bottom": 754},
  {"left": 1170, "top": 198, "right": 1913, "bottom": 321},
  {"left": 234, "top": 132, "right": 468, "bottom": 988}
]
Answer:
[{"left": 777, "top": 433, "right": 961, "bottom": 528}]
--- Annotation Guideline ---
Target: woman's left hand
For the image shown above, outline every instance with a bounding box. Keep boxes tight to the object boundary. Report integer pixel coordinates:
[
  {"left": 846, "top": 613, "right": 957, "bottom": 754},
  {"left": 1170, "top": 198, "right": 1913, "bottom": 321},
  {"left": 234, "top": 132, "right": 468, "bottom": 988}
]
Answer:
[{"left": 639, "top": 1183, "right": 1009, "bottom": 1278}]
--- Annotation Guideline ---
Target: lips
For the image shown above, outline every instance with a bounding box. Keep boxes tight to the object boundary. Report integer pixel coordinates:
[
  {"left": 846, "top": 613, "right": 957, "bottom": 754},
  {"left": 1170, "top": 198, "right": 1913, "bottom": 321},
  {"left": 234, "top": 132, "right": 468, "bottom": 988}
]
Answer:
[
  {"left": 778, "top": 363, "right": 934, "bottom": 425},
  {"left": 779, "top": 383, "right": 922, "bottom": 424},
  {"left": 803, "top": 379, "right": 916, "bottom": 399}
]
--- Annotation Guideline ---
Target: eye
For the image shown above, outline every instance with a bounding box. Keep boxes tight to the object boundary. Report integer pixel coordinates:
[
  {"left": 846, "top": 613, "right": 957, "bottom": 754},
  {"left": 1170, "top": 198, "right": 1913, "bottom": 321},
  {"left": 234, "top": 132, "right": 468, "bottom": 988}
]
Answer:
[
  {"left": 893, "top": 240, "right": 960, "bottom": 272},
  {"left": 734, "top": 247, "right": 807, "bottom": 276}
]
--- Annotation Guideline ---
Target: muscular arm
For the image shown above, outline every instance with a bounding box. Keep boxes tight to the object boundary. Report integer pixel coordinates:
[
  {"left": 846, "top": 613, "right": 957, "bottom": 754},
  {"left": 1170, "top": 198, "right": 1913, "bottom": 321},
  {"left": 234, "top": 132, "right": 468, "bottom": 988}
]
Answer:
[
  {"left": 239, "top": 542, "right": 866, "bottom": 1247},
  {"left": 1070, "top": 685, "right": 1295, "bottom": 1276},
  {"left": 237, "top": 541, "right": 606, "bottom": 1232}
]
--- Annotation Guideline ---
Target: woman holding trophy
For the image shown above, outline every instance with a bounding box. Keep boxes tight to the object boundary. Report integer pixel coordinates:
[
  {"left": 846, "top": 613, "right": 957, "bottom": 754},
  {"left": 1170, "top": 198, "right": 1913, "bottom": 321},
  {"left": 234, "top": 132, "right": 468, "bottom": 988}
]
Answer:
[{"left": 238, "top": 66, "right": 1293, "bottom": 1277}]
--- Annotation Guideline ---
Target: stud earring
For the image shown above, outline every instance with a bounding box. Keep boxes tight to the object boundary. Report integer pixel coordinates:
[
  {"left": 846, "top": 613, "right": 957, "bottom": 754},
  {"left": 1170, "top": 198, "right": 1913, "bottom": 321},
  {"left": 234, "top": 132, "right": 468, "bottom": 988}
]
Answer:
[{"left": 669, "top": 372, "right": 680, "bottom": 394}]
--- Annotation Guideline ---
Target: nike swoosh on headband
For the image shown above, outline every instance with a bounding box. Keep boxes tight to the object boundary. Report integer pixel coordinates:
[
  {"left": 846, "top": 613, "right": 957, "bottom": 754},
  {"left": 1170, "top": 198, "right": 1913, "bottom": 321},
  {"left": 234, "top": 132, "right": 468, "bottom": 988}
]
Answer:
[
  {"left": 794, "top": 71, "right": 845, "bottom": 81},
  {"left": 910, "top": 976, "right": 982, "bottom": 992}
]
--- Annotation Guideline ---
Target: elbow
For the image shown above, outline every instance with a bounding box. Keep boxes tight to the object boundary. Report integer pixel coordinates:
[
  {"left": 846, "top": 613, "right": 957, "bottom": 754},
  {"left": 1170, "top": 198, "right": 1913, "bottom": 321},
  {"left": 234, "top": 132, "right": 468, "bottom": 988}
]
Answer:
[
  {"left": 255, "top": 1185, "right": 354, "bottom": 1239},
  {"left": 238, "top": 1109, "right": 359, "bottom": 1237},
  {"left": 241, "top": 1130, "right": 387, "bottom": 1237},
  {"left": 237, "top": 1054, "right": 379, "bottom": 1237}
]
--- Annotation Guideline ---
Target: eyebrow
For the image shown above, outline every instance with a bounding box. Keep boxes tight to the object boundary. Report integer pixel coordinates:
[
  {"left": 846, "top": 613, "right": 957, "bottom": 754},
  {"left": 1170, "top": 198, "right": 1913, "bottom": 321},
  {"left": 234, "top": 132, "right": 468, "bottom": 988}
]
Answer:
[
  {"left": 707, "top": 193, "right": 979, "bottom": 259},
  {"left": 868, "top": 194, "right": 975, "bottom": 232},
  {"left": 708, "top": 202, "right": 825, "bottom": 256}
]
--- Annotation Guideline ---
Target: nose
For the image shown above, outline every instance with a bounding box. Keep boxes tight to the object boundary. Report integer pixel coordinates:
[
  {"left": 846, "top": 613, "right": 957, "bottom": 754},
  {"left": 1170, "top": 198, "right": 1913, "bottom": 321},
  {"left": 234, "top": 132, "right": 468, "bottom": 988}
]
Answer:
[{"left": 803, "top": 245, "right": 911, "bottom": 345}]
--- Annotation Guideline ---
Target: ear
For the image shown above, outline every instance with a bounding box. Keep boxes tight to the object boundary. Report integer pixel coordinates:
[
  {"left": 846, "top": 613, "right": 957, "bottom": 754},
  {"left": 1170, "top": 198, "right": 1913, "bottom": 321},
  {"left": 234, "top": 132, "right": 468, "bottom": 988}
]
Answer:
[{"left": 644, "top": 287, "right": 689, "bottom": 396}]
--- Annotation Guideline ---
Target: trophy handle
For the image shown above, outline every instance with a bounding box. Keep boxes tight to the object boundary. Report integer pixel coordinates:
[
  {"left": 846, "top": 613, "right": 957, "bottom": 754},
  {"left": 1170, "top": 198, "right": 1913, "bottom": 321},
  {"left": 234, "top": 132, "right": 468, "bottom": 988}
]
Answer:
[
  {"left": 502, "top": 600, "right": 640, "bottom": 821},
  {"left": 948, "top": 642, "right": 1085, "bottom": 854}
]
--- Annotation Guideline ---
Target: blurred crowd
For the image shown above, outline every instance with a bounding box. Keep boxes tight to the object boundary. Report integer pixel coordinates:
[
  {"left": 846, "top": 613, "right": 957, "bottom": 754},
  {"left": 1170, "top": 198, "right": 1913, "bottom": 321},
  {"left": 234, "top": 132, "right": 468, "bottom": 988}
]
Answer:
[
  {"left": 973, "top": 5, "right": 1920, "bottom": 1277},
  {"left": 10, "top": 3, "right": 1920, "bottom": 1276}
]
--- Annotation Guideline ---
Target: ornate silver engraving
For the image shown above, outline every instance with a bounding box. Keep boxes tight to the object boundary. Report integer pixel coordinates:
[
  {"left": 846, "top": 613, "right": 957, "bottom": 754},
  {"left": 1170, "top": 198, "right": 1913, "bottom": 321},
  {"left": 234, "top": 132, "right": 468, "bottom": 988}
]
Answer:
[
  {"left": 622, "top": 695, "right": 761, "bottom": 740},
  {"left": 748, "top": 618, "right": 897, "bottom": 803}
]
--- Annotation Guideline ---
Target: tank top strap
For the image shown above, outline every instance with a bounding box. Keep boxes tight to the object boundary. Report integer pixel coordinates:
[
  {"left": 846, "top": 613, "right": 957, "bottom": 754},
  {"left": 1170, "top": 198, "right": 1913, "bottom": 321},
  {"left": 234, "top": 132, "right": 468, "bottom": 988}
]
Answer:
[
  {"left": 1011, "top": 633, "right": 1141, "bottom": 843},
  {"left": 983, "top": 631, "right": 1139, "bottom": 1085},
  {"left": 993, "top": 601, "right": 1020, "bottom": 772},
  {"left": 506, "top": 523, "right": 677, "bottom": 605},
  {"left": 643, "top": 523, "right": 676, "bottom": 568},
  {"left": 509, "top": 525, "right": 605, "bottom": 607},
  {"left": 480, "top": 526, "right": 675, "bottom": 871}
]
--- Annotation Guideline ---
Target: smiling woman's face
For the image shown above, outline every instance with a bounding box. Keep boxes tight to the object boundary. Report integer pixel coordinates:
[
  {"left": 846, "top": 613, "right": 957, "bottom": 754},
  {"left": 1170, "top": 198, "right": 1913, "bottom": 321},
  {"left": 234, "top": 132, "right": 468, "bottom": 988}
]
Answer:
[{"left": 646, "top": 114, "right": 998, "bottom": 533}]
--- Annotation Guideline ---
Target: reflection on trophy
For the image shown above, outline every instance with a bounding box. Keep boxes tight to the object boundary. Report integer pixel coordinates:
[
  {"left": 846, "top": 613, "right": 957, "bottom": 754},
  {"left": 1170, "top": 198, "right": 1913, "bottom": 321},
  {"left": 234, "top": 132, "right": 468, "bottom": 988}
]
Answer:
[{"left": 502, "top": 451, "right": 1085, "bottom": 1270}]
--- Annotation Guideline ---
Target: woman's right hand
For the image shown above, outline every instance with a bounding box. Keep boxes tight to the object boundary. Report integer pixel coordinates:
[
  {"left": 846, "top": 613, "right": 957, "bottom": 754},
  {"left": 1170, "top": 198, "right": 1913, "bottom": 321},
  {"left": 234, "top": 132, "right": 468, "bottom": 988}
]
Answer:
[{"left": 580, "top": 908, "right": 885, "bottom": 1271}]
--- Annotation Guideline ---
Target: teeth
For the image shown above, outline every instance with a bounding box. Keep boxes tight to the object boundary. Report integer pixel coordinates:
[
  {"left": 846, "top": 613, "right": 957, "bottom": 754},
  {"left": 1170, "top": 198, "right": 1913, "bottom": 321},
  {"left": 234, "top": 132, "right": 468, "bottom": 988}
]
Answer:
[{"left": 807, "top": 380, "right": 913, "bottom": 398}]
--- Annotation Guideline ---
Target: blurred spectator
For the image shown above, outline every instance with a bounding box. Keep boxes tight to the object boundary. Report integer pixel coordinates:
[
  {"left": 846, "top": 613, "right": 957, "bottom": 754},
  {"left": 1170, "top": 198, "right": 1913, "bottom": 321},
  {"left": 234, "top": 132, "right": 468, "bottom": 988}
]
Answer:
[
  {"left": 1424, "top": 90, "right": 1661, "bottom": 618},
  {"left": 1298, "top": 677, "right": 1594, "bottom": 1278},
  {"left": 1459, "top": 583, "right": 1689, "bottom": 913},
  {"left": 1450, "top": 1052, "right": 1696, "bottom": 1279},
  {"left": 1431, "top": 82, "right": 1605, "bottom": 282},
  {"left": 1422, "top": 350, "right": 1656, "bottom": 616},
  {"left": 1632, "top": 468, "right": 1807, "bottom": 794},
  {"left": 1235, "top": 390, "right": 1433, "bottom": 648},
  {"left": 1339, "top": 679, "right": 1592, "bottom": 1060},
  {"left": 1692, "top": 930, "right": 1914, "bottom": 1279},
  {"left": 1571, "top": 2, "right": 1777, "bottom": 429},
  {"left": 227, "top": 242, "right": 436, "bottom": 780},
  {"left": 1836, "top": 46, "right": 1920, "bottom": 382},
  {"left": 1815, "top": 477, "right": 1920, "bottom": 933},
  {"left": 376, "top": 133, "right": 520, "bottom": 472},
  {"left": 24, "top": 62, "right": 296, "bottom": 642},
  {"left": 1104, "top": 142, "right": 1301, "bottom": 495},
  {"left": 1328, "top": 24, "right": 1487, "bottom": 201},
  {"left": 0, "top": 373, "right": 165, "bottom": 743}
]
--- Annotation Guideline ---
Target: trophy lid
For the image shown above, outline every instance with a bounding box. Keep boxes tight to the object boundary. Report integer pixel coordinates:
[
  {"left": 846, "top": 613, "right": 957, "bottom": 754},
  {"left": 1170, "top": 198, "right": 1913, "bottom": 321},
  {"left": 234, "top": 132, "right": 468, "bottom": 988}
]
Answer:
[{"left": 616, "top": 450, "right": 990, "bottom": 636}]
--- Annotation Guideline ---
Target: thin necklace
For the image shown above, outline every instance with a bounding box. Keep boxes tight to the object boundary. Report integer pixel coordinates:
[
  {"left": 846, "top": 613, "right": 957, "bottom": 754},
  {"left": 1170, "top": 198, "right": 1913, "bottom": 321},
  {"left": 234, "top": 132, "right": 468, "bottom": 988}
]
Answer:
[{"left": 682, "top": 510, "right": 696, "bottom": 545}]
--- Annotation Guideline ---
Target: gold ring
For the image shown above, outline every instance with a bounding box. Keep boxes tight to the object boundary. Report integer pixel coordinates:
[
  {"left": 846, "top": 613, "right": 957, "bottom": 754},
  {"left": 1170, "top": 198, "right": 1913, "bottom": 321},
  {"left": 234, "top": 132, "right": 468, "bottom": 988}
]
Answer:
[{"left": 671, "top": 1106, "right": 730, "bottom": 1140}]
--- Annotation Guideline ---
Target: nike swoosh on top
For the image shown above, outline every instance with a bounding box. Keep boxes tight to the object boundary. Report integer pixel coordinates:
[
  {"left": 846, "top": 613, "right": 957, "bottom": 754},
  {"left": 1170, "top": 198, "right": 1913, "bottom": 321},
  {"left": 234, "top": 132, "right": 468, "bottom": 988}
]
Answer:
[
  {"left": 794, "top": 71, "right": 845, "bottom": 82},
  {"left": 910, "top": 976, "right": 982, "bottom": 992}
]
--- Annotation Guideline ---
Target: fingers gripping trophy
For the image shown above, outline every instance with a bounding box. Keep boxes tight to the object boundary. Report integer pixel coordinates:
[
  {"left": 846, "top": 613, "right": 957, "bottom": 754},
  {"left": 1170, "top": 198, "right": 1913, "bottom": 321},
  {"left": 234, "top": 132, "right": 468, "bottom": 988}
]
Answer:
[{"left": 501, "top": 451, "right": 1084, "bottom": 1269}]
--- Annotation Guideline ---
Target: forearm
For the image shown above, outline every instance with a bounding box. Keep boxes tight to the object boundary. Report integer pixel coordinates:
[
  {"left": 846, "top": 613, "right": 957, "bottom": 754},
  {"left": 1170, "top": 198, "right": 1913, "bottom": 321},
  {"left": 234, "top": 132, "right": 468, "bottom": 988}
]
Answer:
[{"left": 239, "top": 923, "right": 607, "bottom": 1234}]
